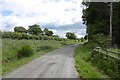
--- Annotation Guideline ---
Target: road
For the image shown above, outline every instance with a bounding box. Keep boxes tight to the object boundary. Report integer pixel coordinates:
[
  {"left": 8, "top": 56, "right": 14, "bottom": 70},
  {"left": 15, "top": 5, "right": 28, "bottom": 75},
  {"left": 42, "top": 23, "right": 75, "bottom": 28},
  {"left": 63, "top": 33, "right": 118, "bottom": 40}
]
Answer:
[{"left": 3, "top": 45, "right": 78, "bottom": 78}]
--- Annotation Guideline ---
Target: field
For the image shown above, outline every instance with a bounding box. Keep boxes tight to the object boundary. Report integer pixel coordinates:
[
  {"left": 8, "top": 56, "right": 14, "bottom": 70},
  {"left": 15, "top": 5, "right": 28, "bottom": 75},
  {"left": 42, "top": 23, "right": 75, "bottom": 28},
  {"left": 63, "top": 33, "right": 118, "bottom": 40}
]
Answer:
[{"left": 2, "top": 39, "right": 79, "bottom": 75}]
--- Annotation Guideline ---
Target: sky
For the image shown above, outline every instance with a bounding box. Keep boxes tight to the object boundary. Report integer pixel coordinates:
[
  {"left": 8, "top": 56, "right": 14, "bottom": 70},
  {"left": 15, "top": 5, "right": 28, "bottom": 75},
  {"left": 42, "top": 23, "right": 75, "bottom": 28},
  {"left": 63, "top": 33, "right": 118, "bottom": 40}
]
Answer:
[{"left": 0, "top": 0, "right": 86, "bottom": 38}]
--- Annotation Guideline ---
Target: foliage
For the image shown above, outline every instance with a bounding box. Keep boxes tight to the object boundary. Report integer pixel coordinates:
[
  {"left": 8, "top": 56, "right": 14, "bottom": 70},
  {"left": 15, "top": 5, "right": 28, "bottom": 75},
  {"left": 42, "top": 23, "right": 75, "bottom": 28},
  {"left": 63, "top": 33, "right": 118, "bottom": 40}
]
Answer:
[
  {"left": 2, "top": 31, "right": 70, "bottom": 42},
  {"left": 2, "top": 24, "right": 78, "bottom": 42},
  {"left": 112, "top": 2, "right": 120, "bottom": 48},
  {"left": 43, "top": 28, "right": 53, "bottom": 36},
  {"left": 14, "top": 26, "right": 27, "bottom": 33},
  {"left": 91, "top": 49, "right": 120, "bottom": 78},
  {"left": 17, "top": 45, "right": 33, "bottom": 58},
  {"left": 82, "top": 2, "right": 120, "bottom": 48},
  {"left": 45, "top": 30, "right": 53, "bottom": 36},
  {"left": 75, "top": 43, "right": 119, "bottom": 78},
  {"left": 80, "top": 37, "right": 84, "bottom": 42},
  {"left": 84, "top": 35, "right": 88, "bottom": 40},
  {"left": 43, "top": 28, "right": 49, "bottom": 35},
  {"left": 75, "top": 44, "right": 107, "bottom": 78},
  {"left": 89, "top": 33, "right": 110, "bottom": 48},
  {"left": 81, "top": 3, "right": 120, "bottom": 78},
  {"left": 28, "top": 24, "right": 42, "bottom": 35},
  {"left": 21, "top": 33, "right": 29, "bottom": 39},
  {"left": 2, "top": 32, "right": 12, "bottom": 38},
  {"left": 52, "top": 35, "right": 60, "bottom": 38},
  {"left": 66, "top": 32, "right": 76, "bottom": 40}
]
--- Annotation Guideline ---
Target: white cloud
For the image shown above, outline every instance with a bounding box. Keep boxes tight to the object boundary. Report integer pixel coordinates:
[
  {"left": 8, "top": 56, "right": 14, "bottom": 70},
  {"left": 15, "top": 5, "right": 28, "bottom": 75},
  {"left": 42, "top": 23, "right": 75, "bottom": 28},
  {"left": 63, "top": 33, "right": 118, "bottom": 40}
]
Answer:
[
  {"left": 50, "top": 28, "right": 86, "bottom": 38},
  {"left": 1, "top": 0, "right": 83, "bottom": 26},
  {"left": 0, "top": 0, "right": 85, "bottom": 38}
]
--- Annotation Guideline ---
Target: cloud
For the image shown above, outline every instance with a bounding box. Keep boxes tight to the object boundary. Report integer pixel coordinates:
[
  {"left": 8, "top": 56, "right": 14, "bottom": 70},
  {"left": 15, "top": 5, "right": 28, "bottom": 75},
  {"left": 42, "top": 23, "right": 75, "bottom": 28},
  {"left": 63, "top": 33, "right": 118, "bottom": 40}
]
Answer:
[
  {"left": 0, "top": 0, "right": 85, "bottom": 38},
  {"left": 50, "top": 28, "right": 86, "bottom": 38},
  {"left": 46, "top": 21, "right": 86, "bottom": 38}
]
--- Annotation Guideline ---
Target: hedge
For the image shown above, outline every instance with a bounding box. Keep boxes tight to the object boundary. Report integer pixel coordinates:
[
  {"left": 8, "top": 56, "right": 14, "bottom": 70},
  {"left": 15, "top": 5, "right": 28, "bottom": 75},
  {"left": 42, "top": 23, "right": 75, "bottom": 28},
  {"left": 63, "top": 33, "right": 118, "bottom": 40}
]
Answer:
[{"left": 2, "top": 32, "right": 67, "bottom": 41}]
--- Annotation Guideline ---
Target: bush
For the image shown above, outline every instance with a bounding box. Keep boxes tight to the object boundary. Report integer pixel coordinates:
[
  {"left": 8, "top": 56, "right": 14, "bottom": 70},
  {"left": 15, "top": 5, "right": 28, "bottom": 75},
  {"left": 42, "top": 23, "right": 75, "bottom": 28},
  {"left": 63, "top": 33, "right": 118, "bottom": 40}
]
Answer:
[
  {"left": 41, "top": 35, "right": 49, "bottom": 40},
  {"left": 91, "top": 50, "right": 120, "bottom": 78},
  {"left": 17, "top": 45, "right": 33, "bottom": 58},
  {"left": 61, "top": 42, "right": 67, "bottom": 45},
  {"left": 11, "top": 32, "right": 22, "bottom": 39},
  {"left": 21, "top": 33, "right": 29, "bottom": 39},
  {"left": 2, "top": 31, "right": 67, "bottom": 41},
  {"left": 2, "top": 32, "right": 11, "bottom": 38},
  {"left": 89, "top": 33, "right": 110, "bottom": 48}
]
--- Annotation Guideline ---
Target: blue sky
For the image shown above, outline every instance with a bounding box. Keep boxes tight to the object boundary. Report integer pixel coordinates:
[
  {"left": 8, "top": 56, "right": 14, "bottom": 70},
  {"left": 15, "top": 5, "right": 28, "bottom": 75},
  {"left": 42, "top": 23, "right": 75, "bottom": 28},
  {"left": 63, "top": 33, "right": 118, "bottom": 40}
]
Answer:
[{"left": 0, "top": 0, "right": 86, "bottom": 38}]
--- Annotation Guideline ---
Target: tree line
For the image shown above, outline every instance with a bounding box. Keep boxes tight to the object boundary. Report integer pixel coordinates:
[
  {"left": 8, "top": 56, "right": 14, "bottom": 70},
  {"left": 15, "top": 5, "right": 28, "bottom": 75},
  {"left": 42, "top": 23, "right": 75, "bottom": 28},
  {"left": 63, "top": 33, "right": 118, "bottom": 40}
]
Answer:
[
  {"left": 82, "top": 2, "right": 120, "bottom": 48},
  {"left": 1, "top": 24, "right": 81, "bottom": 41},
  {"left": 14, "top": 24, "right": 53, "bottom": 36}
]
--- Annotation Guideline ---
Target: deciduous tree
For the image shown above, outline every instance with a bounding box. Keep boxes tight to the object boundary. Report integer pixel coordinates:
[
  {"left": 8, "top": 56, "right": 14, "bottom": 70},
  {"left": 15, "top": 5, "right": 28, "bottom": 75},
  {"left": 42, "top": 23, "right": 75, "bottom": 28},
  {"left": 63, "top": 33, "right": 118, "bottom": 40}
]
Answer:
[
  {"left": 66, "top": 32, "right": 76, "bottom": 40},
  {"left": 28, "top": 24, "right": 42, "bottom": 35}
]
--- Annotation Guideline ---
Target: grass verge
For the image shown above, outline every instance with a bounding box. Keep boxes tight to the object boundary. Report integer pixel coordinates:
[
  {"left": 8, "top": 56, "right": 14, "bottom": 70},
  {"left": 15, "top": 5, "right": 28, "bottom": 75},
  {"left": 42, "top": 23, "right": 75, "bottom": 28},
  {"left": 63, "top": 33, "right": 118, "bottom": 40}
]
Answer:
[{"left": 75, "top": 43, "right": 108, "bottom": 78}]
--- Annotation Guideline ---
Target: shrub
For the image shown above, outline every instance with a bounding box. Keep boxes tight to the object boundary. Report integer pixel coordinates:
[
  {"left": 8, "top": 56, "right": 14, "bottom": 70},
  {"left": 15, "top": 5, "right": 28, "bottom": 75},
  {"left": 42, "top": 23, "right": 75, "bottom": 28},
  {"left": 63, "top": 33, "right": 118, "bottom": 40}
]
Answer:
[
  {"left": 61, "top": 42, "right": 67, "bottom": 45},
  {"left": 17, "top": 45, "right": 33, "bottom": 58},
  {"left": 91, "top": 50, "right": 120, "bottom": 78},
  {"left": 38, "top": 35, "right": 42, "bottom": 40},
  {"left": 2, "top": 32, "right": 11, "bottom": 38},
  {"left": 21, "top": 33, "right": 29, "bottom": 39},
  {"left": 11, "top": 32, "right": 22, "bottom": 39},
  {"left": 41, "top": 35, "right": 49, "bottom": 40},
  {"left": 32, "top": 35, "right": 38, "bottom": 40},
  {"left": 89, "top": 33, "right": 110, "bottom": 48}
]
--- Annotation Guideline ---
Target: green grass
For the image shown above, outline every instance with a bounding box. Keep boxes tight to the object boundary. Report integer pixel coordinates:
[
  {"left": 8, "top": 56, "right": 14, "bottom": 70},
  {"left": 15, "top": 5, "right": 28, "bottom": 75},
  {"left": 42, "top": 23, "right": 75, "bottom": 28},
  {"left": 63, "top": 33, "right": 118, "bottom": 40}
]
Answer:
[
  {"left": 75, "top": 43, "right": 108, "bottom": 78},
  {"left": 2, "top": 39, "right": 79, "bottom": 75}
]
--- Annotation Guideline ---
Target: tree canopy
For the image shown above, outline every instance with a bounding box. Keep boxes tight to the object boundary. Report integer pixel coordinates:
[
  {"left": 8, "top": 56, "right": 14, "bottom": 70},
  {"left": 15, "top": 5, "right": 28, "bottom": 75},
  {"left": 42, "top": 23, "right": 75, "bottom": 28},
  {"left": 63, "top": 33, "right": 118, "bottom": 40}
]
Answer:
[
  {"left": 43, "top": 28, "right": 53, "bottom": 36},
  {"left": 66, "top": 32, "right": 76, "bottom": 40},
  {"left": 14, "top": 26, "right": 27, "bottom": 33},
  {"left": 82, "top": 2, "right": 120, "bottom": 47},
  {"left": 28, "top": 24, "right": 42, "bottom": 35}
]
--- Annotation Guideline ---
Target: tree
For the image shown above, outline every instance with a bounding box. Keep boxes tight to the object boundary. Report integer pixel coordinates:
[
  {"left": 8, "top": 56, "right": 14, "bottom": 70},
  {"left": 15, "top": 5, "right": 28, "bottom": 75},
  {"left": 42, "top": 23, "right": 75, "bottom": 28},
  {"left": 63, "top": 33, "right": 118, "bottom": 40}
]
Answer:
[
  {"left": 82, "top": 2, "right": 120, "bottom": 47},
  {"left": 28, "top": 24, "right": 42, "bottom": 35},
  {"left": 112, "top": 2, "right": 120, "bottom": 48},
  {"left": 14, "top": 26, "right": 27, "bottom": 33},
  {"left": 44, "top": 28, "right": 49, "bottom": 33},
  {"left": 66, "top": 32, "right": 76, "bottom": 40},
  {"left": 52, "top": 35, "right": 60, "bottom": 38},
  {"left": 80, "top": 37, "right": 84, "bottom": 42},
  {"left": 46, "top": 31, "right": 53, "bottom": 36},
  {"left": 43, "top": 28, "right": 53, "bottom": 36},
  {"left": 84, "top": 35, "right": 88, "bottom": 40}
]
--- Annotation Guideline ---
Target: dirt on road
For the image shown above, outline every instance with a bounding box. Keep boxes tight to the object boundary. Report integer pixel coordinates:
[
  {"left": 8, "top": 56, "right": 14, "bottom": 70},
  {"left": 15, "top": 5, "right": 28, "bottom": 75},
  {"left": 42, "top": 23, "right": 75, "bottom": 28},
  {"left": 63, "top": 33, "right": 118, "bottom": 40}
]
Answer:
[{"left": 4, "top": 45, "right": 78, "bottom": 78}]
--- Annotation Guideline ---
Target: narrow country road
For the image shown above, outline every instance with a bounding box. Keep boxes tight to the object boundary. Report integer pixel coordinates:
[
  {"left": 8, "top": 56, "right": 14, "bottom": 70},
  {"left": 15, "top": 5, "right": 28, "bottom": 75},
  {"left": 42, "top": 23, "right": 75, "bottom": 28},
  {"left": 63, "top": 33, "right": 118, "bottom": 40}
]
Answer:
[{"left": 4, "top": 45, "right": 78, "bottom": 78}]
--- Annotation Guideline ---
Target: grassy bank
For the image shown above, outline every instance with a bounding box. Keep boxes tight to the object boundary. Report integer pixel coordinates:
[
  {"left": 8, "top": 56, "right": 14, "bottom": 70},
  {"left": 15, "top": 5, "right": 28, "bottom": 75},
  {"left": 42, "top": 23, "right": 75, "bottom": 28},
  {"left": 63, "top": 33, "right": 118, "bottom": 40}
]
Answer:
[
  {"left": 2, "top": 39, "right": 79, "bottom": 75},
  {"left": 75, "top": 43, "right": 108, "bottom": 78}
]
